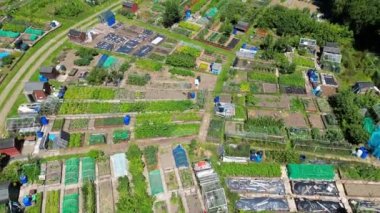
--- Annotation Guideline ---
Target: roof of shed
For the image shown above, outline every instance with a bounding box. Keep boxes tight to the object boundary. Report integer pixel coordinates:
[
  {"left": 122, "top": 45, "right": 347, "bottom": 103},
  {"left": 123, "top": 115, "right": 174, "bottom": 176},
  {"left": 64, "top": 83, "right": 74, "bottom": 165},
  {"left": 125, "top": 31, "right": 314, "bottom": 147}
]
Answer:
[
  {"left": 0, "top": 138, "right": 15, "bottom": 149},
  {"left": 24, "top": 82, "right": 46, "bottom": 92}
]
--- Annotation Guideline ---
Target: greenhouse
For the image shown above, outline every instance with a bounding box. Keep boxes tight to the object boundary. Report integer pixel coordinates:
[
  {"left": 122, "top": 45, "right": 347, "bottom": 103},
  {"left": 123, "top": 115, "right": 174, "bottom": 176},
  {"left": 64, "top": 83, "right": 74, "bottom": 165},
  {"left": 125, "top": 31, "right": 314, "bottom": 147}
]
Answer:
[
  {"left": 287, "top": 164, "right": 335, "bottom": 181},
  {"left": 64, "top": 158, "right": 79, "bottom": 185},
  {"left": 172, "top": 144, "right": 189, "bottom": 168},
  {"left": 81, "top": 157, "right": 96, "bottom": 181},
  {"left": 62, "top": 193, "right": 79, "bottom": 213},
  {"left": 103, "top": 56, "right": 117, "bottom": 69},
  {"left": 110, "top": 153, "right": 128, "bottom": 178},
  {"left": 148, "top": 170, "right": 164, "bottom": 196}
]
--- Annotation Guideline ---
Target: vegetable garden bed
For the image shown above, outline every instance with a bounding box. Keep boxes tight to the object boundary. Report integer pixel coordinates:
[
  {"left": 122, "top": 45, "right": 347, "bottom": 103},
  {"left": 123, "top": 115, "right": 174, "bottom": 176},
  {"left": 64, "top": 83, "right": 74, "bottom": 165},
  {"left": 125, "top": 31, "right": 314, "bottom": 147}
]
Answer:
[
  {"left": 68, "top": 119, "right": 89, "bottom": 131},
  {"left": 144, "top": 146, "right": 158, "bottom": 171},
  {"left": 217, "top": 163, "right": 281, "bottom": 177},
  {"left": 94, "top": 117, "right": 124, "bottom": 128},
  {"left": 82, "top": 181, "right": 96, "bottom": 213},
  {"left": 113, "top": 130, "right": 129, "bottom": 144},
  {"left": 279, "top": 72, "right": 305, "bottom": 89},
  {"left": 248, "top": 71, "right": 277, "bottom": 83},
  {"left": 59, "top": 100, "right": 195, "bottom": 114},
  {"left": 64, "top": 87, "right": 116, "bottom": 100},
  {"left": 52, "top": 119, "right": 64, "bottom": 131},
  {"left": 45, "top": 191, "right": 60, "bottom": 213},
  {"left": 135, "top": 58, "right": 162, "bottom": 72},
  {"left": 179, "top": 168, "right": 194, "bottom": 188},
  {"left": 68, "top": 133, "right": 83, "bottom": 148},
  {"left": 89, "top": 134, "right": 106, "bottom": 145},
  {"left": 207, "top": 119, "right": 224, "bottom": 142},
  {"left": 25, "top": 192, "right": 42, "bottom": 213},
  {"left": 135, "top": 123, "right": 199, "bottom": 139},
  {"left": 293, "top": 56, "right": 315, "bottom": 68}
]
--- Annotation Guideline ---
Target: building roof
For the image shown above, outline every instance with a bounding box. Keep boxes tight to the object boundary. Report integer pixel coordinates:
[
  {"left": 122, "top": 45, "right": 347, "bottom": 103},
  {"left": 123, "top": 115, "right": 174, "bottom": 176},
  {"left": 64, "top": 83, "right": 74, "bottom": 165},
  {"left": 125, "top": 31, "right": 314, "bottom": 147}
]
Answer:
[
  {"left": 33, "top": 90, "right": 47, "bottom": 100},
  {"left": 122, "top": 1, "right": 136, "bottom": 8},
  {"left": 68, "top": 29, "right": 85, "bottom": 37},
  {"left": 235, "top": 21, "right": 249, "bottom": 31},
  {"left": 324, "top": 42, "right": 340, "bottom": 54},
  {"left": 0, "top": 138, "right": 15, "bottom": 149},
  {"left": 40, "top": 67, "right": 55, "bottom": 74},
  {"left": 0, "top": 182, "right": 9, "bottom": 203},
  {"left": 212, "top": 63, "right": 222, "bottom": 71},
  {"left": 24, "top": 82, "right": 46, "bottom": 92},
  {"left": 354, "top": 81, "right": 374, "bottom": 89}
]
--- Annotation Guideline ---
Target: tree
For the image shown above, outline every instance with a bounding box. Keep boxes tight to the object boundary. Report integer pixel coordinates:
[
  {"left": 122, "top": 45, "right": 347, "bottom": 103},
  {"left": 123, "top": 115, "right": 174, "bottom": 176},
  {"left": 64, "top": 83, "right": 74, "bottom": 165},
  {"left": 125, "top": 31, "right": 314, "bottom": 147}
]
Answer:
[
  {"left": 220, "top": 21, "right": 233, "bottom": 36},
  {"left": 162, "top": 0, "right": 181, "bottom": 28}
]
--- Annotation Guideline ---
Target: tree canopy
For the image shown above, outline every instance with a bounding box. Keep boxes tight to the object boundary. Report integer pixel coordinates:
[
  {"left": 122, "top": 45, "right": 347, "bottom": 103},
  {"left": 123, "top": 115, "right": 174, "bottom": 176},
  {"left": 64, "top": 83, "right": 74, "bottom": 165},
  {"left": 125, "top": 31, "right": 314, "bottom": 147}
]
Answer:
[{"left": 162, "top": 0, "right": 181, "bottom": 28}]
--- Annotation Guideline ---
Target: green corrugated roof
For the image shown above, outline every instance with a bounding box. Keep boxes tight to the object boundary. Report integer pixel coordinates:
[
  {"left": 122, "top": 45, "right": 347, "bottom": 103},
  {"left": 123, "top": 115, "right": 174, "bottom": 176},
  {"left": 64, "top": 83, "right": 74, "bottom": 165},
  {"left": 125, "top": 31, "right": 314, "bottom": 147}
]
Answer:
[{"left": 287, "top": 164, "right": 335, "bottom": 181}]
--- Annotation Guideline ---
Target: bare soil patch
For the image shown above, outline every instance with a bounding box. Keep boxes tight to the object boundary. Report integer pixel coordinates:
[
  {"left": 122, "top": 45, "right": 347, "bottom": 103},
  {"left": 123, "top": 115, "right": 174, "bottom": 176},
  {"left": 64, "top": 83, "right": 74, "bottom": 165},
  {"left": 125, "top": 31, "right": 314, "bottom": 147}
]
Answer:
[
  {"left": 255, "top": 95, "right": 290, "bottom": 110},
  {"left": 186, "top": 193, "right": 203, "bottom": 213},
  {"left": 283, "top": 112, "right": 308, "bottom": 128},
  {"left": 97, "top": 159, "right": 111, "bottom": 178},
  {"left": 159, "top": 149, "right": 175, "bottom": 171},
  {"left": 99, "top": 180, "right": 115, "bottom": 213},
  {"left": 270, "top": 0, "right": 318, "bottom": 13},
  {"left": 303, "top": 98, "right": 318, "bottom": 112},
  {"left": 308, "top": 114, "right": 325, "bottom": 129},
  {"left": 248, "top": 109, "right": 282, "bottom": 119},
  {"left": 263, "top": 83, "right": 279, "bottom": 94},
  {"left": 344, "top": 183, "right": 380, "bottom": 197}
]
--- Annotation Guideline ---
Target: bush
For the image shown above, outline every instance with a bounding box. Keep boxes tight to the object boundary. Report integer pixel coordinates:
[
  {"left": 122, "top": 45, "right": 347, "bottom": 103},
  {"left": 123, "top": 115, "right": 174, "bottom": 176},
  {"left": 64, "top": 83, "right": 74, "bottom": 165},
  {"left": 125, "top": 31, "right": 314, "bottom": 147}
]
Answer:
[
  {"left": 339, "top": 163, "right": 380, "bottom": 181},
  {"left": 166, "top": 53, "right": 196, "bottom": 68},
  {"left": 74, "top": 58, "right": 92, "bottom": 66},
  {"left": 169, "top": 68, "right": 194, "bottom": 77},
  {"left": 87, "top": 68, "right": 108, "bottom": 85},
  {"left": 127, "top": 73, "right": 151, "bottom": 86},
  {"left": 148, "top": 53, "right": 166, "bottom": 62},
  {"left": 119, "top": 62, "right": 130, "bottom": 72},
  {"left": 54, "top": 1, "right": 84, "bottom": 17},
  {"left": 86, "top": 150, "right": 105, "bottom": 160}
]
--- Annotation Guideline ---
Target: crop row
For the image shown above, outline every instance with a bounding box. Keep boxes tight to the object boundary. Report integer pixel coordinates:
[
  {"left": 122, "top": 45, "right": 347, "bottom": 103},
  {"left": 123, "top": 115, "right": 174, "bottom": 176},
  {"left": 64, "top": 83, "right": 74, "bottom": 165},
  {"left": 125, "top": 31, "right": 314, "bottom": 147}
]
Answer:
[
  {"left": 59, "top": 100, "right": 195, "bottom": 114},
  {"left": 64, "top": 87, "right": 116, "bottom": 100}
]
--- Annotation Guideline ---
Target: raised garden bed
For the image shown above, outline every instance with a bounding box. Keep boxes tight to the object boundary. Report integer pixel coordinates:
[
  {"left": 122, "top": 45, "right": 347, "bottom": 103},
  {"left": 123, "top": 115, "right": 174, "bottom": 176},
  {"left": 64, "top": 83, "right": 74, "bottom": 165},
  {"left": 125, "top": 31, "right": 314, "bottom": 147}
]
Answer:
[
  {"left": 179, "top": 168, "right": 193, "bottom": 188},
  {"left": 68, "top": 119, "right": 89, "bottom": 131},
  {"left": 52, "top": 119, "right": 64, "bottom": 131}
]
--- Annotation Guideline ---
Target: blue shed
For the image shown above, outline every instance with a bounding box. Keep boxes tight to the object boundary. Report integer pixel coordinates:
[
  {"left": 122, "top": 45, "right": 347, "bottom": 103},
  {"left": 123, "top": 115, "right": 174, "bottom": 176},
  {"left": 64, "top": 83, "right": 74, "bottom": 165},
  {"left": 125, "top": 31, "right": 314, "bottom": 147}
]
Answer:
[
  {"left": 172, "top": 145, "right": 189, "bottom": 168},
  {"left": 99, "top": 10, "right": 116, "bottom": 26}
]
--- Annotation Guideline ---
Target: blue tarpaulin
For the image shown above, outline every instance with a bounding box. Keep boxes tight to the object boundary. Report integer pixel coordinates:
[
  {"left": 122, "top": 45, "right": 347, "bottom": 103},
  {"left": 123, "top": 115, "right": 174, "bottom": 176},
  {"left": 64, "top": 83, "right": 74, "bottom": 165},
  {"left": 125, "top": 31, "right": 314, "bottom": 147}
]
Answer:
[{"left": 172, "top": 145, "right": 189, "bottom": 168}]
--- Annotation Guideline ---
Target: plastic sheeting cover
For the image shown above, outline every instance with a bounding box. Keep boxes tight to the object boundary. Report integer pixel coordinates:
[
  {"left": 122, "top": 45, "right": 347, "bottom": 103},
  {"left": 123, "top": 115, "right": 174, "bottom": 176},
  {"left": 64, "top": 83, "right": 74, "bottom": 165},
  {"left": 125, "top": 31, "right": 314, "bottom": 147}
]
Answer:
[
  {"left": 148, "top": 170, "right": 164, "bottom": 196},
  {"left": 236, "top": 198, "right": 289, "bottom": 211},
  {"left": 110, "top": 153, "right": 128, "bottom": 178},
  {"left": 227, "top": 178, "right": 285, "bottom": 195},
  {"left": 295, "top": 198, "right": 344, "bottom": 213},
  {"left": 292, "top": 181, "right": 339, "bottom": 196}
]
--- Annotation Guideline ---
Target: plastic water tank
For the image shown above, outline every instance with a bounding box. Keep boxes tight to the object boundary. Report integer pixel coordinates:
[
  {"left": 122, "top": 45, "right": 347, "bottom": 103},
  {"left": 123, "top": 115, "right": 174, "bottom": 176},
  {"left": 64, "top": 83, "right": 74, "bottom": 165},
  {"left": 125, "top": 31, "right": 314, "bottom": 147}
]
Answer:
[
  {"left": 189, "top": 92, "right": 196, "bottom": 99},
  {"left": 214, "top": 96, "right": 220, "bottom": 103},
  {"left": 22, "top": 196, "right": 32, "bottom": 207},
  {"left": 36, "top": 131, "right": 43, "bottom": 138},
  {"left": 124, "top": 115, "right": 131, "bottom": 125},
  {"left": 40, "top": 116, "right": 49, "bottom": 125},
  {"left": 20, "top": 175, "right": 28, "bottom": 184},
  {"left": 39, "top": 74, "right": 48, "bottom": 82}
]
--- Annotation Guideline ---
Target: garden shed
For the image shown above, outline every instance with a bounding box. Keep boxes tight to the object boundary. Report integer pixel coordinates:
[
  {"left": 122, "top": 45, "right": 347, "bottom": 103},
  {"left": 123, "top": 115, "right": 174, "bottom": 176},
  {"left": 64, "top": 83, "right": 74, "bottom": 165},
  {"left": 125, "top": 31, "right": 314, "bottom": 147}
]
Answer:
[
  {"left": 321, "top": 42, "right": 342, "bottom": 72},
  {"left": 24, "top": 82, "right": 51, "bottom": 103},
  {"left": 39, "top": 66, "right": 59, "bottom": 79},
  {"left": 234, "top": 21, "right": 249, "bottom": 33},
  {"left": 172, "top": 145, "right": 189, "bottom": 168},
  {"left": 287, "top": 164, "right": 335, "bottom": 181},
  {"left": 353, "top": 82, "right": 379, "bottom": 94},
  {"left": 111, "top": 153, "right": 128, "bottom": 178},
  {"left": 0, "top": 138, "right": 20, "bottom": 157},
  {"left": 211, "top": 62, "right": 222, "bottom": 75},
  {"left": 99, "top": 10, "right": 116, "bottom": 27},
  {"left": 122, "top": 1, "right": 138, "bottom": 13},
  {"left": 299, "top": 38, "right": 317, "bottom": 54},
  {"left": 68, "top": 29, "right": 86, "bottom": 43},
  {"left": 0, "top": 182, "right": 9, "bottom": 204}
]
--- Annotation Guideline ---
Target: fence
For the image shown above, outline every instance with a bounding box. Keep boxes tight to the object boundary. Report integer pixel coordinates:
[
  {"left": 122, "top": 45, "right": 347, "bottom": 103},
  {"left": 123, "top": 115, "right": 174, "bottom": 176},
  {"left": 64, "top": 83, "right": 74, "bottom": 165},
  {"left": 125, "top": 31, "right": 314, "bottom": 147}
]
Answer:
[{"left": 292, "top": 139, "right": 352, "bottom": 156}]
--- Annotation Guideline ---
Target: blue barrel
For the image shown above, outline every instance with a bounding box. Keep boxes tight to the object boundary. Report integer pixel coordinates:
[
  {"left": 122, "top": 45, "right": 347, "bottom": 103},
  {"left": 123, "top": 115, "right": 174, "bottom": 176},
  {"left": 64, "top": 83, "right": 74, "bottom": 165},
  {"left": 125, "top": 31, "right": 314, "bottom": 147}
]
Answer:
[
  {"left": 233, "top": 28, "right": 238, "bottom": 35},
  {"left": 37, "top": 131, "right": 43, "bottom": 138},
  {"left": 242, "top": 43, "right": 247, "bottom": 48},
  {"left": 214, "top": 96, "right": 220, "bottom": 103},
  {"left": 190, "top": 92, "right": 196, "bottom": 99},
  {"left": 20, "top": 175, "right": 28, "bottom": 184},
  {"left": 40, "top": 116, "right": 49, "bottom": 126},
  {"left": 23, "top": 196, "right": 32, "bottom": 206},
  {"left": 39, "top": 74, "right": 48, "bottom": 82},
  {"left": 124, "top": 115, "right": 131, "bottom": 125}
]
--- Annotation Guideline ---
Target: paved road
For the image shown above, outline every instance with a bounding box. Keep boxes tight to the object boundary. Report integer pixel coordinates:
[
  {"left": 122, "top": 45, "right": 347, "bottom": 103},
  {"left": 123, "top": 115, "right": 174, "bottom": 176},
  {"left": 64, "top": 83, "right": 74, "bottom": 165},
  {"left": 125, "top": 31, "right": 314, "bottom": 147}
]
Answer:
[{"left": 0, "top": 1, "right": 122, "bottom": 134}]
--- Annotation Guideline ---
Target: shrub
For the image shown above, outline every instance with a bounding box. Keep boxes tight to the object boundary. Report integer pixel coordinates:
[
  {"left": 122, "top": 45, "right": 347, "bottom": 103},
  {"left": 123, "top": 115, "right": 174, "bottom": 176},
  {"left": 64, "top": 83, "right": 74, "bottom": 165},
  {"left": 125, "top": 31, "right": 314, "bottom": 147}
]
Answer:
[
  {"left": 2, "top": 23, "right": 26, "bottom": 32},
  {"left": 127, "top": 73, "right": 151, "bottom": 86},
  {"left": 148, "top": 53, "right": 166, "bottom": 62},
  {"left": 166, "top": 53, "right": 196, "bottom": 68}
]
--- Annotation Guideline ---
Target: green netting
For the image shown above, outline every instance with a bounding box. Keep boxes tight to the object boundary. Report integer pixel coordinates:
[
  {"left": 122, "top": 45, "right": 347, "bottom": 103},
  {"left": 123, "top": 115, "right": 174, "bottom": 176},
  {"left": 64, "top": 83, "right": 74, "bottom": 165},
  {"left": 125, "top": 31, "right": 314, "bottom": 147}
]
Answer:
[
  {"left": 0, "top": 30, "right": 20, "bottom": 38},
  {"left": 364, "top": 117, "right": 376, "bottom": 134},
  {"left": 65, "top": 158, "right": 79, "bottom": 185},
  {"left": 113, "top": 130, "right": 129, "bottom": 142},
  {"left": 287, "top": 164, "right": 335, "bottom": 181},
  {"left": 24, "top": 27, "right": 44, "bottom": 36},
  {"left": 206, "top": 7, "right": 218, "bottom": 18},
  {"left": 30, "top": 34, "right": 38, "bottom": 41},
  {"left": 102, "top": 56, "right": 117, "bottom": 69},
  {"left": 63, "top": 193, "right": 79, "bottom": 213},
  {"left": 149, "top": 170, "right": 164, "bottom": 196},
  {"left": 89, "top": 134, "right": 106, "bottom": 145},
  {"left": 81, "top": 157, "right": 96, "bottom": 181}
]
